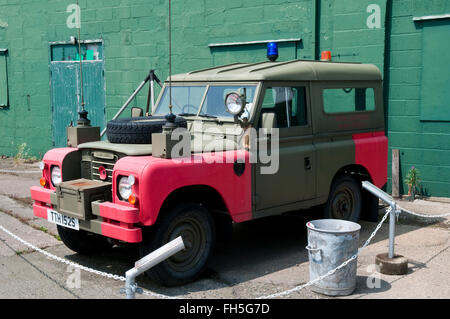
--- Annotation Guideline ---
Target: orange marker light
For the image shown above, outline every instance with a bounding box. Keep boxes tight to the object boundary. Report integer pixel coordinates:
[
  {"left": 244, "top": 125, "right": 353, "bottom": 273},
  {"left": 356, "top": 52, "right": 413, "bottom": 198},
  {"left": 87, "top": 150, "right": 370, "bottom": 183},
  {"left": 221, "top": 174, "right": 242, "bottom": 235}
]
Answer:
[
  {"left": 40, "top": 177, "right": 47, "bottom": 187},
  {"left": 128, "top": 194, "right": 138, "bottom": 205},
  {"left": 321, "top": 50, "right": 332, "bottom": 61}
]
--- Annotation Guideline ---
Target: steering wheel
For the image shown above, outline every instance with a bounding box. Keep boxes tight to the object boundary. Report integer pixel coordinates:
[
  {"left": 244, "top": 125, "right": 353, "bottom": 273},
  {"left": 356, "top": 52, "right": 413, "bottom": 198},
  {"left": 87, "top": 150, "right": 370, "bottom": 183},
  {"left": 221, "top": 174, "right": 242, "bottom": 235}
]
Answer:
[{"left": 181, "top": 104, "right": 197, "bottom": 114}]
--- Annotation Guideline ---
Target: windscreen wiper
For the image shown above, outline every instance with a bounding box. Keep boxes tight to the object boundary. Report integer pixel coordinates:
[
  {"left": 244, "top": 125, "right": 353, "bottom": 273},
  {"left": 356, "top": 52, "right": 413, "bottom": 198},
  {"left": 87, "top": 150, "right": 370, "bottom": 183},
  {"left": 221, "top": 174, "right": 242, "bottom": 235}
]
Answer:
[
  {"left": 178, "top": 113, "right": 197, "bottom": 117},
  {"left": 198, "top": 114, "right": 217, "bottom": 119},
  {"left": 198, "top": 114, "right": 223, "bottom": 124}
]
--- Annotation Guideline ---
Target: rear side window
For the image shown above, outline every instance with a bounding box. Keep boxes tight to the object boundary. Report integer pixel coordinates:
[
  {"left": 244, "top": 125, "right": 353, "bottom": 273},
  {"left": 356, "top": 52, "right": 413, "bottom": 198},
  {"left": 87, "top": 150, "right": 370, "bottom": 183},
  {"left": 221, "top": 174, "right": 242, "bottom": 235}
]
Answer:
[{"left": 323, "top": 88, "right": 375, "bottom": 113}]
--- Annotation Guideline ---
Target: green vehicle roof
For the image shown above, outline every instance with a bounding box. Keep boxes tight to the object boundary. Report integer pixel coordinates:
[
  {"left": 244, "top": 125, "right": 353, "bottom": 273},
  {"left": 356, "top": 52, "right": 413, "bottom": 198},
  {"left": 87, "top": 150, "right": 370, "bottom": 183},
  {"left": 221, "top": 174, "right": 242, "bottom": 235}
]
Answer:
[{"left": 169, "top": 59, "right": 382, "bottom": 82}]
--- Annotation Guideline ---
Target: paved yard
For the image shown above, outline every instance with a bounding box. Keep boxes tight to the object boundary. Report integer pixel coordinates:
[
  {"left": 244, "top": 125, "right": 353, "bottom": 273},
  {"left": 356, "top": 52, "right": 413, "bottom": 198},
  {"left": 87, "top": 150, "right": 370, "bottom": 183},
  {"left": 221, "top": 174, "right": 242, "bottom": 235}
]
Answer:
[{"left": 0, "top": 158, "right": 448, "bottom": 299}]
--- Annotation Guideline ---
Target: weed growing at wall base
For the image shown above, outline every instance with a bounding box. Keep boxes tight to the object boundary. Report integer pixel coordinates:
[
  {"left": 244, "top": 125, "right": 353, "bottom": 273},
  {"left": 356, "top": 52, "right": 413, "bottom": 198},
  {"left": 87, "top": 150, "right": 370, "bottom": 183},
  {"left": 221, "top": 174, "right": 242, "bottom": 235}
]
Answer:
[{"left": 14, "top": 143, "right": 38, "bottom": 164}]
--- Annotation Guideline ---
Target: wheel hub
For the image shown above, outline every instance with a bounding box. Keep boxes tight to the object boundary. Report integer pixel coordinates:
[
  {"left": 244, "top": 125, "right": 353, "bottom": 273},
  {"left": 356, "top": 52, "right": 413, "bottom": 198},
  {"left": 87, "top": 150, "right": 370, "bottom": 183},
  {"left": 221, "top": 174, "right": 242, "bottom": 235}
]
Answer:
[
  {"left": 332, "top": 187, "right": 354, "bottom": 220},
  {"left": 166, "top": 218, "right": 206, "bottom": 272}
]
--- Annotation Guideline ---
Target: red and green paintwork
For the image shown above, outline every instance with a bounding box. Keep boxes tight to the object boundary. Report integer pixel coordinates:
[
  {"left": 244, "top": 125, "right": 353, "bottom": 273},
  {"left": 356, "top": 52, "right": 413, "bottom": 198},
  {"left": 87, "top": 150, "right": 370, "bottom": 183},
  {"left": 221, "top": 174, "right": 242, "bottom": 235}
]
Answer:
[{"left": 30, "top": 60, "right": 387, "bottom": 243}]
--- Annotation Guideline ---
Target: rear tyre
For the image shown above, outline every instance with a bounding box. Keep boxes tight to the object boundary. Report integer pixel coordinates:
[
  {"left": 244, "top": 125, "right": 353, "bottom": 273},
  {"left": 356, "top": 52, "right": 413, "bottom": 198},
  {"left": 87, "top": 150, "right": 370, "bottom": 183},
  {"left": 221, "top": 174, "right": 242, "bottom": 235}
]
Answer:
[
  {"left": 57, "top": 225, "right": 111, "bottom": 255},
  {"left": 324, "top": 176, "right": 362, "bottom": 222},
  {"left": 361, "top": 189, "right": 379, "bottom": 222},
  {"left": 140, "top": 203, "right": 216, "bottom": 286}
]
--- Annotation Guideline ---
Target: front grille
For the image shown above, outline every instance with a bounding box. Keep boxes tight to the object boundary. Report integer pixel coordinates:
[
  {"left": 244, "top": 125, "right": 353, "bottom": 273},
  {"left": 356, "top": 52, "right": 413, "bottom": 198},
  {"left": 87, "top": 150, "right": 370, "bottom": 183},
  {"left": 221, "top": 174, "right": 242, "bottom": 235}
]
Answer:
[
  {"left": 81, "top": 150, "right": 121, "bottom": 182},
  {"left": 91, "top": 158, "right": 116, "bottom": 182}
]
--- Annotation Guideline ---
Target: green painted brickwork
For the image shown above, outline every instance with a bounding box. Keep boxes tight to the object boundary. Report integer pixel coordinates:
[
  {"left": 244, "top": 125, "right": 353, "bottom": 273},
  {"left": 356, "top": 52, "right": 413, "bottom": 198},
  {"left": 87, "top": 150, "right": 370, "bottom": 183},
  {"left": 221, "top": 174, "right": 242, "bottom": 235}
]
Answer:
[
  {"left": 0, "top": 0, "right": 386, "bottom": 156},
  {"left": 0, "top": 0, "right": 449, "bottom": 197},
  {"left": 385, "top": 0, "right": 450, "bottom": 197},
  {"left": 0, "top": 0, "right": 316, "bottom": 158},
  {"left": 318, "top": 0, "right": 387, "bottom": 72}
]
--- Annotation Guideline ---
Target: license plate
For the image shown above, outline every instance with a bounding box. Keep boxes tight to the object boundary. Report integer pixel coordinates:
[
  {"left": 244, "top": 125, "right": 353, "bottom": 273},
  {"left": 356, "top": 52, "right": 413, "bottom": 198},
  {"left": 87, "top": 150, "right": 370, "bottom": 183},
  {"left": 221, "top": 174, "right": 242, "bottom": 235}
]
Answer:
[{"left": 47, "top": 209, "right": 79, "bottom": 230}]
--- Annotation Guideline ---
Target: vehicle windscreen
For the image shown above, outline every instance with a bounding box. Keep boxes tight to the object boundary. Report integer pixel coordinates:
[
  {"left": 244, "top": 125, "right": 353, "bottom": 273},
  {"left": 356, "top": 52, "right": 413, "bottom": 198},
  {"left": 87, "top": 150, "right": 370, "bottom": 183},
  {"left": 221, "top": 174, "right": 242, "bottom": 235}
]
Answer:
[
  {"left": 155, "top": 86, "right": 207, "bottom": 115},
  {"left": 155, "top": 85, "right": 257, "bottom": 119},
  {"left": 199, "top": 85, "right": 257, "bottom": 119}
]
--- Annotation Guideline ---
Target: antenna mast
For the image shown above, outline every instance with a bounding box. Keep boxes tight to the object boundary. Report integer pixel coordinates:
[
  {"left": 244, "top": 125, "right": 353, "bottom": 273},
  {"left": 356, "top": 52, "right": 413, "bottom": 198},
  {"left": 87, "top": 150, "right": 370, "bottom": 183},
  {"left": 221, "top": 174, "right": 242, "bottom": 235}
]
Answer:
[
  {"left": 168, "top": 0, "right": 172, "bottom": 114},
  {"left": 77, "top": 0, "right": 85, "bottom": 111}
]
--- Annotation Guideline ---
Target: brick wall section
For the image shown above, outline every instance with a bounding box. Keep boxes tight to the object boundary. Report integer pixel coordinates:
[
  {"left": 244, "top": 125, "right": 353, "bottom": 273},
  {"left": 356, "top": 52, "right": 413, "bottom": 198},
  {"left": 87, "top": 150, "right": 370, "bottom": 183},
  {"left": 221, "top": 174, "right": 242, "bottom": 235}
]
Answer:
[
  {"left": 0, "top": 1, "right": 52, "bottom": 158},
  {"left": 319, "top": 0, "right": 387, "bottom": 73},
  {"left": 0, "top": 0, "right": 315, "bottom": 157},
  {"left": 386, "top": 0, "right": 450, "bottom": 197},
  {"left": 0, "top": 0, "right": 385, "bottom": 157}
]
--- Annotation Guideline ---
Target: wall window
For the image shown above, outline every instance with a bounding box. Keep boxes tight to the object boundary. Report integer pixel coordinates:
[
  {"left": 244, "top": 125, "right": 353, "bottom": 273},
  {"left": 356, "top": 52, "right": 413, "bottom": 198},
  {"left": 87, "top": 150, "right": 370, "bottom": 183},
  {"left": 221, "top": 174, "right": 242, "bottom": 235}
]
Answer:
[
  {"left": 323, "top": 88, "right": 375, "bottom": 114},
  {"left": 260, "top": 87, "right": 307, "bottom": 128},
  {"left": 0, "top": 50, "right": 8, "bottom": 108}
]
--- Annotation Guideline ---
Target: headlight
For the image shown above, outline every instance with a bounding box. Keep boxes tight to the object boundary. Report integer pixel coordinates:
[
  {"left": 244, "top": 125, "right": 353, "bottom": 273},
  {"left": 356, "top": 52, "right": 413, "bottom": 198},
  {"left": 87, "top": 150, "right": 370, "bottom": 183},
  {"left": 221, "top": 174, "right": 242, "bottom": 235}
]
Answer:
[
  {"left": 51, "top": 166, "right": 62, "bottom": 186},
  {"left": 118, "top": 176, "right": 132, "bottom": 200}
]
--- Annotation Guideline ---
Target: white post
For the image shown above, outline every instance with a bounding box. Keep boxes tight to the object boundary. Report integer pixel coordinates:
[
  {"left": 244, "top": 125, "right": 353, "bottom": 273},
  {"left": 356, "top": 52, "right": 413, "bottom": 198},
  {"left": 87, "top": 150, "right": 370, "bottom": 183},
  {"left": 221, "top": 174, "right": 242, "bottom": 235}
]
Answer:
[
  {"left": 388, "top": 203, "right": 396, "bottom": 259},
  {"left": 361, "top": 181, "right": 396, "bottom": 259},
  {"left": 124, "top": 236, "right": 185, "bottom": 299},
  {"left": 150, "top": 79, "right": 155, "bottom": 113}
]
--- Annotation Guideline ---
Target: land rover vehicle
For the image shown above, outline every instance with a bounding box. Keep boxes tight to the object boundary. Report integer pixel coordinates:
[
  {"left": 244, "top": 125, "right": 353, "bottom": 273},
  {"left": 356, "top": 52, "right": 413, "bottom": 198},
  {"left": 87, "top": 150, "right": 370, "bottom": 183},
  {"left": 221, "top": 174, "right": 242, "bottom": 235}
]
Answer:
[{"left": 30, "top": 59, "right": 387, "bottom": 286}]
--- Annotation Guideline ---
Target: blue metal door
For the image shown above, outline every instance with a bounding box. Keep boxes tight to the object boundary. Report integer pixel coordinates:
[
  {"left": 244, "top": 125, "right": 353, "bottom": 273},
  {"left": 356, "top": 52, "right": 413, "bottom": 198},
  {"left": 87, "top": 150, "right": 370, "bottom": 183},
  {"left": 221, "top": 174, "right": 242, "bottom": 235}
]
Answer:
[{"left": 50, "top": 42, "right": 105, "bottom": 147}]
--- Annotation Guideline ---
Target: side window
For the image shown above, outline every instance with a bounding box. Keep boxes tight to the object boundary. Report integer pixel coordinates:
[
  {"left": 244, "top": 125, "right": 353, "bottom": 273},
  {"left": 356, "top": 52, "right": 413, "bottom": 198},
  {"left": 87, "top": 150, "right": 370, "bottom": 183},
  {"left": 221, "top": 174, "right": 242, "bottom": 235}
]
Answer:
[
  {"left": 260, "top": 86, "right": 307, "bottom": 128},
  {"left": 291, "top": 87, "right": 308, "bottom": 126},
  {"left": 323, "top": 88, "right": 375, "bottom": 113}
]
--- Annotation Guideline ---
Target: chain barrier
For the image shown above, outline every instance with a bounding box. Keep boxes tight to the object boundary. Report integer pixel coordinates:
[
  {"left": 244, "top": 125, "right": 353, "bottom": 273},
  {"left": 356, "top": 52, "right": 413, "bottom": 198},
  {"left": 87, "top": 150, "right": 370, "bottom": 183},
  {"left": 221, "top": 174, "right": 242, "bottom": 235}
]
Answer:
[
  {"left": 257, "top": 207, "right": 391, "bottom": 299},
  {"left": 141, "top": 289, "right": 180, "bottom": 299},
  {"left": 398, "top": 206, "right": 450, "bottom": 219},
  {"left": 0, "top": 169, "right": 41, "bottom": 174},
  {"left": 0, "top": 224, "right": 178, "bottom": 299},
  {"left": 0, "top": 201, "right": 448, "bottom": 299},
  {"left": 0, "top": 224, "right": 126, "bottom": 281}
]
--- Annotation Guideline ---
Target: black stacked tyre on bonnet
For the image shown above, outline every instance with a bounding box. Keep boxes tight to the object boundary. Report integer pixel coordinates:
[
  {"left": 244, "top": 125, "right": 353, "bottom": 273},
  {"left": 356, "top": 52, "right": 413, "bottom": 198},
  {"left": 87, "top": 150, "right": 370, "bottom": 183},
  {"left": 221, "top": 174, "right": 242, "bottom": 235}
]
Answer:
[{"left": 106, "top": 116, "right": 187, "bottom": 144}]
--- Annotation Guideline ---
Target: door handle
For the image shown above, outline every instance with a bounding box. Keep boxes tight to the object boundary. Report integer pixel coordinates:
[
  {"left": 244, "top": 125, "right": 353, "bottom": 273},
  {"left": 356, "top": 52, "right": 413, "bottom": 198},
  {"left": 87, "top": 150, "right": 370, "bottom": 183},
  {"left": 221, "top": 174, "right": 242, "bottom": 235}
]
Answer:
[{"left": 304, "top": 157, "right": 311, "bottom": 170}]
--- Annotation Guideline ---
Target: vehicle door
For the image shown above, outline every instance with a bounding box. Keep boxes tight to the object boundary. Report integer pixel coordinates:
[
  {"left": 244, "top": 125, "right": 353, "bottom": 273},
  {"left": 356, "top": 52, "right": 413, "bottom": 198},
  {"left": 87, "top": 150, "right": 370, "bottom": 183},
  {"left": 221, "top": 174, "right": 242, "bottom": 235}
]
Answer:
[{"left": 253, "top": 82, "right": 316, "bottom": 213}]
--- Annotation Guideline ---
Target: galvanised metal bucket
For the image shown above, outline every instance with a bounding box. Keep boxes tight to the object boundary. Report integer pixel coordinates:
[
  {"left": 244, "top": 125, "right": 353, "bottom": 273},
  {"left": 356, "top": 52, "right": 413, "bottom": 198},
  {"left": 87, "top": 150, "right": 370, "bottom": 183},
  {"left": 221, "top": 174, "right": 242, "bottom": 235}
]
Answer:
[{"left": 306, "top": 219, "right": 361, "bottom": 296}]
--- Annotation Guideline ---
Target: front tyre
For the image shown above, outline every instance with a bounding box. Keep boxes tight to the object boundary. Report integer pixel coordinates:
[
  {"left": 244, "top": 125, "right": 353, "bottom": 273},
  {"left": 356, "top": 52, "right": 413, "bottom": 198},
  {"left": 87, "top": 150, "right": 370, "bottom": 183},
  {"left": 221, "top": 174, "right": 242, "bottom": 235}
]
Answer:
[
  {"left": 140, "top": 203, "right": 216, "bottom": 286},
  {"left": 324, "top": 176, "right": 362, "bottom": 222}
]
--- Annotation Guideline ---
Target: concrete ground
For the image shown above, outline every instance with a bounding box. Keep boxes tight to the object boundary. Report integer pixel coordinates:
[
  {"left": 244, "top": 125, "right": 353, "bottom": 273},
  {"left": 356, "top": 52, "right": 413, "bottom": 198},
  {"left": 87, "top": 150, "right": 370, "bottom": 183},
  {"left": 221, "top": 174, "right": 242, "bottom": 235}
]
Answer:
[{"left": 0, "top": 158, "right": 448, "bottom": 299}]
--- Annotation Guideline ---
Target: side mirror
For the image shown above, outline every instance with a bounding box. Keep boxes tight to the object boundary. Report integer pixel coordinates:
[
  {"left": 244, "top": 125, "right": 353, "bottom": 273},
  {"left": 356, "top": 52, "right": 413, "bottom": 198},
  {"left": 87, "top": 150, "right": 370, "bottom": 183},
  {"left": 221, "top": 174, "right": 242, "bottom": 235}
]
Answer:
[{"left": 131, "top": 107, "right": 143, "bottom": 118}]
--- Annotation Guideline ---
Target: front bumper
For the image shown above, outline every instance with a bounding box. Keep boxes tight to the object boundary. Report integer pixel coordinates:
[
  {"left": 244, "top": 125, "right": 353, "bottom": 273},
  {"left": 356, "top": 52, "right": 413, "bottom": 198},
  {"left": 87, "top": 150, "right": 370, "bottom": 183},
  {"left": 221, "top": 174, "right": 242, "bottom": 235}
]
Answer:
[{"left": 30, "top": 186, "right": 142, "bottom": 243}]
